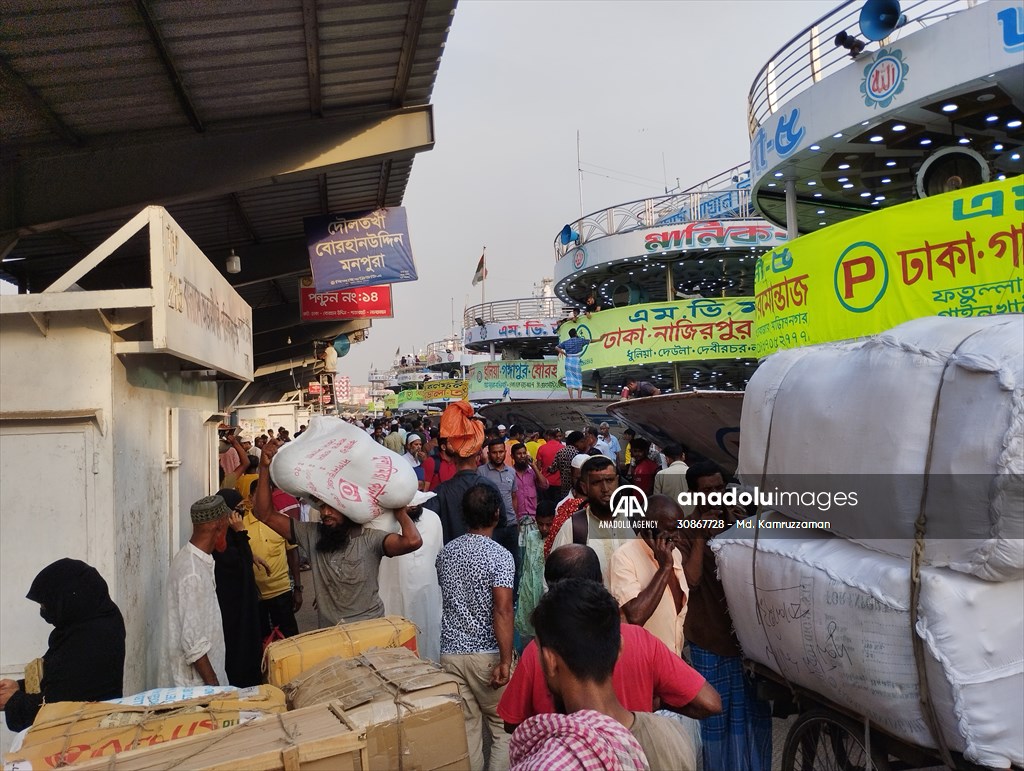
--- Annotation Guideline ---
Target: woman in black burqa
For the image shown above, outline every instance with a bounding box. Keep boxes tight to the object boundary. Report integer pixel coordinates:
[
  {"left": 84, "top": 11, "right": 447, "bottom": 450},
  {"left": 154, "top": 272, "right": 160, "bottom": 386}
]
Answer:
[
  {"left": 213, "top": 488, "right": 264, "bottom": 687},
  {"left": 0, "top": 559, "right": 126, "bottom": 732}
]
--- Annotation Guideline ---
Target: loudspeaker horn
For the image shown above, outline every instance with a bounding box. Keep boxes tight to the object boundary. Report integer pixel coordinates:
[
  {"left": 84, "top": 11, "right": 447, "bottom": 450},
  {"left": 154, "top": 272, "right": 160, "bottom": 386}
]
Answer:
[
  {"left": 333, "top": 333, "right": 351, "bottom": 358},
  {"left": 915, "top": 146, "right": 990, "bottom": 199},
  {"left": 859, "top": 0, "right": 907, "bottom": 41},
  {"left": 559, "top": 225, "right": 580, "bottom": 246}
]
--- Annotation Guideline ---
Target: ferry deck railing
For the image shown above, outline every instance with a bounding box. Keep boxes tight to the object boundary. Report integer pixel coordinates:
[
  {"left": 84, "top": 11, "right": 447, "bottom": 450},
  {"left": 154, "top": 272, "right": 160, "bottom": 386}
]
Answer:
[
  {"left": 464, "top": 297, "right": 564, "bottom": 328},
  {"left": 747, "top": 0, "right": 981, "bottom": 136},
  {"left": 552, "top": 162, "right": 755, "bottom": 259}
]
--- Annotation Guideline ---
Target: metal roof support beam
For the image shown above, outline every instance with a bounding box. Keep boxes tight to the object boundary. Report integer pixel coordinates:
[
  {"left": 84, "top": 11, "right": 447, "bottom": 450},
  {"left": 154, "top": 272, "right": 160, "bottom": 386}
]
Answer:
[
  {"left": 229, "top": 193, "right": 260, "bottom": 244},
  {"left": 0, "top": 232, "right": 18, "bottom": 262},
  {"left": 392, "top": 0, "right": 428, "bottom": 106},
  {"left": 254, "top": 320, "right": 370, "bottom": 368},
  {"left": 376, "top": 159, "right": 393, "bottom": 208},
  {"left": 317, "top": 173, "right": 329, "bottom": 214},
  {"left": 132, "top": 0, "right": 204, "bottom": 133},
  {"left": 0, "top": 56, "right": 80, "bottom": 147},
  {"left": 270, "top": 278, "right": 291, "bottom": 306},
  {"left": 5, "top": 105, "right": 435, "bottom": 236},
  {"left": 301, "top": 0, "right": 323, "bottom": 118},
  {"left": 253, "top": 302, "right": 310, "bottom": 335},
  {"left": 216, "top": 238, "right": 308, "bottom": 288}
]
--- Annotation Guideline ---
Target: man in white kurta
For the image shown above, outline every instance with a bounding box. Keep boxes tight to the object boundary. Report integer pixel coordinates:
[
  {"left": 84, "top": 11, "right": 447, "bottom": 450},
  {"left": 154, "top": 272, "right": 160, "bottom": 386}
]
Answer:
[
  {"left": 547, "top": 455, "right": 635, "bottom": 587},
  {"left": 378, "top": 507, "right": 444, "bottom": 662},
  {"left": 160, "top": 495, "right": 230, "bottom": 687}
]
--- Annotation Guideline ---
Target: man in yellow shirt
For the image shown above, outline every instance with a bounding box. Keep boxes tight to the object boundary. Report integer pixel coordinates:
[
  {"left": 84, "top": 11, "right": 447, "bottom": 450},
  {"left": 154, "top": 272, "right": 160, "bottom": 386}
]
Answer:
[
  {"left": 524, "top": 431, "right": 545, "bottom": 462},
  {"left": 243, "top": 506, "right": 302, "bottom": 638}
]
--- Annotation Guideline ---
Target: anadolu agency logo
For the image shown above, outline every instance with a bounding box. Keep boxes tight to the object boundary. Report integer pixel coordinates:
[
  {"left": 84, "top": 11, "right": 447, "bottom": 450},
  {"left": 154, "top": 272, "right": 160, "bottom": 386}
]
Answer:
[
  {"left": 604, "top": 486, "right": 657, "bottom": 530},
  {"left": 611, "top": 485, "right": 647, "bottom": 518}
]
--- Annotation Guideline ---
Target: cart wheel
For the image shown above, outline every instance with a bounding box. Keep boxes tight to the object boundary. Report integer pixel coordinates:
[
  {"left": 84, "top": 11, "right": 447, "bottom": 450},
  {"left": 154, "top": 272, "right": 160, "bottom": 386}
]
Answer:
[{"left": 781, "top": 709, "right": 891, "bottom": 771}]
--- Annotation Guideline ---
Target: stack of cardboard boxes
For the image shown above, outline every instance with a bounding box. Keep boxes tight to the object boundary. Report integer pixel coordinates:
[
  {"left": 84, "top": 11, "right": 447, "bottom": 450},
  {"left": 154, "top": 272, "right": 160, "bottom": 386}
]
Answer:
[{"left": 5, "top": 617, "right": 469, "bottom": 771}]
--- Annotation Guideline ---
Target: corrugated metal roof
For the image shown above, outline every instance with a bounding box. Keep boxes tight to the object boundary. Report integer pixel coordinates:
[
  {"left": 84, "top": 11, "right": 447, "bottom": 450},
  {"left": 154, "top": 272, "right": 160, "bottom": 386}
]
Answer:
[{"left": 1, "top": 0, "right": 457, "bottom": 371}]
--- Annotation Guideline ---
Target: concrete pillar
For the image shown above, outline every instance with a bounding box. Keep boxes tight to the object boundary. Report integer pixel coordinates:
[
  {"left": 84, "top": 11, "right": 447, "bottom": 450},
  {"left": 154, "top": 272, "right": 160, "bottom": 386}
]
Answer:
[{"left": 785, "top": 179, "right": 799, "bottom": 240}]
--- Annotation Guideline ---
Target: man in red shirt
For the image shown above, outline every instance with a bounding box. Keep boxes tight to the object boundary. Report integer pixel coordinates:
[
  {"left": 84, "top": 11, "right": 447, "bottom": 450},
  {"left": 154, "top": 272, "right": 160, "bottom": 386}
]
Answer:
[
  {"left": 498, "top": 544, "right": 720, "bottom": 731},
  {"left": 270, "top": 482, "right": 301, "bottom": 520},
  {"left": 534, "top": 428, "right": 564, "bottom": 502},
  {"left": 630, "top": 437, "right": 660, "bottom": 497},
  {"left": 422, "top": 436, "right": 457, "bottom": 491}
]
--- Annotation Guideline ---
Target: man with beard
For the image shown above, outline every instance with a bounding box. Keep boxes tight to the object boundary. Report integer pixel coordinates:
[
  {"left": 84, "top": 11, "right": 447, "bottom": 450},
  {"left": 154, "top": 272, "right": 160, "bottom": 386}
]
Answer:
[
  {"left": 548, "top": 455, "right": 636, "bottom": 586},
  {"left": 161, "top": 495, "right": 232, "bottom": 686},
  {"left": 511, "top": 443, "right": 547, "bottom": 519},
  {"left": 252, "top": 440, "right": 423, "bottom": 628}
]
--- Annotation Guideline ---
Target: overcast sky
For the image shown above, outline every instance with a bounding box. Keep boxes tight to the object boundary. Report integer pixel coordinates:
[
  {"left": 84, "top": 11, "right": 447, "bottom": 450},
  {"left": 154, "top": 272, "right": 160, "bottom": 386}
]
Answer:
[{"left": 346, "top": 0, "right": 835, "bottom": 381}]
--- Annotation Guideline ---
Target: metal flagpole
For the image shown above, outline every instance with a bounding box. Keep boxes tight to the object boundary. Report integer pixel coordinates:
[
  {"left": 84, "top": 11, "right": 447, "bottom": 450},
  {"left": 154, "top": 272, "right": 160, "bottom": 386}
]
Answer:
[
  {"left": 481, "top": 246, "right": 486, "bottom": 305},
  {"left": 577, "top": 130, "right": 584, "bottom": 219}
]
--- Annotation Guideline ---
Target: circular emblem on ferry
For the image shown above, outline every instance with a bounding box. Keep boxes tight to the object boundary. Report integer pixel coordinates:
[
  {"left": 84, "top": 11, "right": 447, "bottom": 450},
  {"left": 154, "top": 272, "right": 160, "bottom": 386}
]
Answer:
[
  {"left": 475, "top": 369, "right": 483, "bottom": 382},
  {"left": 572, "top": 248, "right": 587, "bottom": 270},
  {"left": 447, "top": 353, "right": 454, "bottom": 362},
  {"left": 574, "top": 323, "right": 593, "bottom": 355},
  {"left": 833, "top": 241, "right": 889, "bottom": 313},
  {"left": 860, "top": 48, "right": 908, "bottom": 109}
]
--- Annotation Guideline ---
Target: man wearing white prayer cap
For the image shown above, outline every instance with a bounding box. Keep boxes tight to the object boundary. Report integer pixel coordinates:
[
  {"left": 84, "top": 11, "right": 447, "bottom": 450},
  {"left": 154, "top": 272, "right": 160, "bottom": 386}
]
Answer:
[{"left": 404, "top": 433, "right": 426, "bottom": 491}]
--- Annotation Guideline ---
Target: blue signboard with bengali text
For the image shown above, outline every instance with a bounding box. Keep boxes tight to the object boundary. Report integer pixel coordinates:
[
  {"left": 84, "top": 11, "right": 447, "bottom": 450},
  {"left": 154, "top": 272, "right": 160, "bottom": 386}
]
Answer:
[{"left": 305, "top": 207, "right": 418, "bottom": 293}]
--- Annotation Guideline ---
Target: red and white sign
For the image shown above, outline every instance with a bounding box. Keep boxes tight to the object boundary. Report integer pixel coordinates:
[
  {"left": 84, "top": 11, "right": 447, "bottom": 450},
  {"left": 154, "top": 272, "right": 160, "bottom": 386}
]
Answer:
[
  {"left": 334, "top": 375, "right": 351, "bottom": 403},
  {"left": 308, "top": 381, "right": 323, "bottom": 395},
  {"left": 299, "top": 276, "right": 394, "bottom": 320}
]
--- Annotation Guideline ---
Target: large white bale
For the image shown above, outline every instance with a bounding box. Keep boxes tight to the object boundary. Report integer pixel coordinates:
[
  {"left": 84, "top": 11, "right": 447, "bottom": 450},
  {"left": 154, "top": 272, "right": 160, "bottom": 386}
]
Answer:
[
  {"left": 712, "top": 531, "right": 1023, "bottom": 768},
  {"left": 270, "top": 416, "right": 419, "bottom": 524},
  {"left": 738, "top": 315, "right": 1024, "bottom": 581}
]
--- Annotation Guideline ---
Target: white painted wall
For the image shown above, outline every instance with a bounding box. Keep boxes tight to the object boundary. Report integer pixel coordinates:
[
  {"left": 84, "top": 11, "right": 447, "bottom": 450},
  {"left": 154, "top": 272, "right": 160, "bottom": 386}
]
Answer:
[
  {"left": 109, "top": 354, "right": 218, "bottom": 690},
  {"left": 234, "top": 401, "right": 301, "bottom": 436},
  {"left": 0, "top": 311, "right": 221, "bottom": 751}
]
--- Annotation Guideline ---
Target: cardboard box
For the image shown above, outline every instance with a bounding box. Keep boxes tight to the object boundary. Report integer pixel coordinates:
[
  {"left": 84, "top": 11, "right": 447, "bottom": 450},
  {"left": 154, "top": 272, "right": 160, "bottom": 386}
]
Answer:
[
  {"left": 4, "top": 685, "right": 286, "bottom": 770},
  {"left": 285, "top": 648, "right": 458, "bottom": 710},
  {"left": 285, "top": 648, "right": 469, "bottom": 770},
  {"left": 68, "top": 698, "right": 469, "bottom": 771},
  {"left": 263, "top": 615, "right": 417, "bottom": 687},
  {"left": 67, "top": 703, "right": 369, "bottom": 771}
]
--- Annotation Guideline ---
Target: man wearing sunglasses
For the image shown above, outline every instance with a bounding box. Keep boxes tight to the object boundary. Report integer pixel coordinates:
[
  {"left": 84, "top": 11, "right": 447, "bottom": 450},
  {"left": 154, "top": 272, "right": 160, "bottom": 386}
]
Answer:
[{"left": 252, "top": 440, "right": 423, "bottom": 628}]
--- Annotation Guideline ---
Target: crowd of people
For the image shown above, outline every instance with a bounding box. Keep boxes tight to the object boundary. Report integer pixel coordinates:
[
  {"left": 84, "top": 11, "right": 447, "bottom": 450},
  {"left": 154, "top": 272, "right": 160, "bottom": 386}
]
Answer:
[{"left": 1, "top": 404, "right": 771, "bottom": 771}]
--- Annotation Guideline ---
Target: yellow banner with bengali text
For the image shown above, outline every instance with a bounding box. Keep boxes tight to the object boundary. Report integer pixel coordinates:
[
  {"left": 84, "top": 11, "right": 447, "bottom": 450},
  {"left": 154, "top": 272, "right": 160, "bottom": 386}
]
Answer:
[
  {"left": 755, "top": 176, "right": 1024, "bottom": 356},
  {"left": 422, "top": 379, "right": 469, "bottom": 402},
  {"left": 383, "top": 393, "right": 398, "bottom": 409},
  {"left": 558, "top": 298, "right": 757, "bottom": 370}
]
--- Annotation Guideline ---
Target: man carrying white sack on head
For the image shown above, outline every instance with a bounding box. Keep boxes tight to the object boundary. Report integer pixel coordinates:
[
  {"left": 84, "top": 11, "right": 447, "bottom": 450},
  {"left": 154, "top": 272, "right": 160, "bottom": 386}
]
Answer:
[{"left": 253, "top": 439, "right": 423, "bottom": 628}]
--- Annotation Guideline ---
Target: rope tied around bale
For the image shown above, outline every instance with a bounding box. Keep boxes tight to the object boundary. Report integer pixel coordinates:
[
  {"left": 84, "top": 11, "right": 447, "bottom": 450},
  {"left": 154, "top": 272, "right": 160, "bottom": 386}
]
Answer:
[{"left": 908, "top": 327, "right": 987, "bottom": 770}]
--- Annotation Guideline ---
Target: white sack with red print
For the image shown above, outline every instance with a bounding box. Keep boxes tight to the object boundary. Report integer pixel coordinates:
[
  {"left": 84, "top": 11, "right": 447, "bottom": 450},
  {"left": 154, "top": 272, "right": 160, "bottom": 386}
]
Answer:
[{"left": 270, "top": 416, "right": 418, "bottom": 524}]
